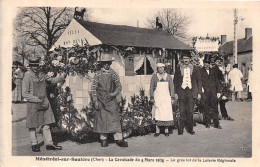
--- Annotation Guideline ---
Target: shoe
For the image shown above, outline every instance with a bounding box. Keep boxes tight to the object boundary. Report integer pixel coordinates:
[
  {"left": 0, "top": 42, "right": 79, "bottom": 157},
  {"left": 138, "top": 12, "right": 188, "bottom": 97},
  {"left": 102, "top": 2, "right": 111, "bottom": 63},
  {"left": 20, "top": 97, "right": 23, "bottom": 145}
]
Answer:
[
  {"left": 227, "top": 116, "right": 234, "bottom": 121},
  {"left": 101, "top": 140, "right": 108, "bottom": 147},
  {"left": 188, "top": 130, "right": 195, "bottom": 135},
  {"left": 154, "top": 133, "right": 160, "bottom": 137},
  {"left": 31, "top": 144, "right": 40, "bottom": 152},
  {"left": 205, "top": 124, "right": 210, "bottom": 128},
  {"left": 164, "top": 132, "right": 169, "bottom": 137},
  {"left": 178, "top": 130, "right": 183, "bottom": 135},
  {"left": 46, "top": 144, "right": 63, "bottom": 150},
  {"left": 213, "top": 125, "right": 222, "bottom": 129},
  {"left": 116, "top": 140, "right": 128, "bottom": 147}
]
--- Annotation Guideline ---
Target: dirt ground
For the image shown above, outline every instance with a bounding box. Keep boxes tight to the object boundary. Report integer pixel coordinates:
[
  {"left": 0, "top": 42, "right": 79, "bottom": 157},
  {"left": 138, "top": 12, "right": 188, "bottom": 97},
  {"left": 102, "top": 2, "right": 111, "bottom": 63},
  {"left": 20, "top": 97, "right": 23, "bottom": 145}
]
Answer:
[{"left": 12, "top": 101, "right": 252, "bottom": 157}]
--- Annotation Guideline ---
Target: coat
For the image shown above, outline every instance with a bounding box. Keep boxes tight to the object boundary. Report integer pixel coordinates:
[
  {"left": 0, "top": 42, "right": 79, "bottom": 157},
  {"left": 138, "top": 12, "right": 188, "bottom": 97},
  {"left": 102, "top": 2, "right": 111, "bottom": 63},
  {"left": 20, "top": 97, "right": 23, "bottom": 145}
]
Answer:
[
  {"left": 91, "top": 68, "right": 122, "bottom": 133},
  {"left": 173, "top": 64, "right": 202, "bottom": 99},
  {"left": 228, "top": 68, "right": 243, "bottom": 91},
  {"left": 22, "top": 70, "right": 65, "bottom": 128},
  {"left": 200, "top": 67, "right": 221, "bottom": 104}
]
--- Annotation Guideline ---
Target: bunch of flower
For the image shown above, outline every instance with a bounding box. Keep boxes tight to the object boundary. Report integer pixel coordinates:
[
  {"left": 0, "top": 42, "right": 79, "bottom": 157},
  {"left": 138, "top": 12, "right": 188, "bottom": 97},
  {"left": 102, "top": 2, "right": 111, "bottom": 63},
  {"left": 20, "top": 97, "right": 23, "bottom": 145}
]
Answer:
[{"left": 121, "top": 89, "right": 154, "bottom": 137}]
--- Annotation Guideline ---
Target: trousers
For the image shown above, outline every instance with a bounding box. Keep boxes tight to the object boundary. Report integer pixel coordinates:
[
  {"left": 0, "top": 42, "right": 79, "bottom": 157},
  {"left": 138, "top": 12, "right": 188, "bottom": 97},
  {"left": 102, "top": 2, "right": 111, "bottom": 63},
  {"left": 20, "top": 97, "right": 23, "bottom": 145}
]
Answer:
[
  {"left": 100, "top": 133, "right": 123, "bottom": 140},
  {"left": 29, "top": 125, "right": 53, "bottom": 145},
  {"left": 203, "top": 92, "right": 219, "bottom": 126},
  {"left": 219, "top": 100, "right": 228, "bottom": 117},
  {"left": 178, "top": 88, "right": 194, "bottom": 132}
]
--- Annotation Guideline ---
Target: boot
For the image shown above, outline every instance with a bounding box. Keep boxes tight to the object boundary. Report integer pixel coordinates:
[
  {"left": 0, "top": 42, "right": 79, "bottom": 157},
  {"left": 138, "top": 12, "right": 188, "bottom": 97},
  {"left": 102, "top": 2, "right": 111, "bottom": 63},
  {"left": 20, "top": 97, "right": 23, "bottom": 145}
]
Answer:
[{"left": 101, "top": 140, "right": 108, "bottom": 147}]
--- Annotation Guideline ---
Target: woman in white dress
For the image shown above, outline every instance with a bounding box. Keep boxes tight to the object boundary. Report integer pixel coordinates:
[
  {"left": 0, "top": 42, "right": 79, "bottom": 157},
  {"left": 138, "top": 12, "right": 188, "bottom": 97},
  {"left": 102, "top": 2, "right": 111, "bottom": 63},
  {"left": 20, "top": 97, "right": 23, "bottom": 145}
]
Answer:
[{"left": 150, "top": 63, "right": 174, "bottom": 137}]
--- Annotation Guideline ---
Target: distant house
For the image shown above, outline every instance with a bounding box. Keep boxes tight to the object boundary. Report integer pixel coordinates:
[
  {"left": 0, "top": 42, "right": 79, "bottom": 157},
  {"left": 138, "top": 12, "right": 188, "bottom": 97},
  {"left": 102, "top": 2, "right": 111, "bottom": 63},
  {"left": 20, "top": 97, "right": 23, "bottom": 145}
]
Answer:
[
  {"left": 52, "top": 19, "right": 193, "bottom": 110},
  {"left": 219, "top": 28, "right": 252, "bottom": 80}
]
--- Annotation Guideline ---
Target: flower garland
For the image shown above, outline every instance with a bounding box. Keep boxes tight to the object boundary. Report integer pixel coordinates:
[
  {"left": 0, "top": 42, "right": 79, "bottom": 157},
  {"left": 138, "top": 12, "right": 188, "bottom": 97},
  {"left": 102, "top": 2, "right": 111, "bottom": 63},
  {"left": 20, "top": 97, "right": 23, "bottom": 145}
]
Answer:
[
  {"left": 192, "top": 36, "right": 221, "bottom": 47},
  {"left": 40, "top": 45, "right": 100, "bottom": 77}
]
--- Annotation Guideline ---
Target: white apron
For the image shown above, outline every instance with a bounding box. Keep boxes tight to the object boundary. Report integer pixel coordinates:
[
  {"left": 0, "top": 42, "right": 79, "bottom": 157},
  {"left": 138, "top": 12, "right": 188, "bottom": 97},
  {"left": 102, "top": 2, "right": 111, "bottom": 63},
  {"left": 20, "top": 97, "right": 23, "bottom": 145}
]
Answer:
[{"left": 152, "top": 82, "right": 173, "bottom": 121}]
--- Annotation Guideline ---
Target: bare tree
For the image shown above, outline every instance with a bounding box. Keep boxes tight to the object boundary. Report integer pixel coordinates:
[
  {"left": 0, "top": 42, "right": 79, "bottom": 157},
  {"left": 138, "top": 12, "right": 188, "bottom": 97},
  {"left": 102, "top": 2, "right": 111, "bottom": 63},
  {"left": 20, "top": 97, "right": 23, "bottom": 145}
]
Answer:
[
  {"left": 14, "top": 7, "right": 91, "bottom": 59},
  {"left": 146, "top": 9, "right": 191, "bottom": 40}
]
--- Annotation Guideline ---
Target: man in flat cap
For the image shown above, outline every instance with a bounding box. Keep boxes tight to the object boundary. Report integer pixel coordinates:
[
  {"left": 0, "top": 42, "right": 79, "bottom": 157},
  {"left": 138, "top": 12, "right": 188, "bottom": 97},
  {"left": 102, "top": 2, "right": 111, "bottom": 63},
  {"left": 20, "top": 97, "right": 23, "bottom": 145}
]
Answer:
[
  {"left": 22, "top": 57, "right": 66, "bottom": 152},
  {"left": 91, "top": 54, "right": 128, "bottom": 147},
  {"left": 173, "top": 52, "right": 202, "bottom": 135}
]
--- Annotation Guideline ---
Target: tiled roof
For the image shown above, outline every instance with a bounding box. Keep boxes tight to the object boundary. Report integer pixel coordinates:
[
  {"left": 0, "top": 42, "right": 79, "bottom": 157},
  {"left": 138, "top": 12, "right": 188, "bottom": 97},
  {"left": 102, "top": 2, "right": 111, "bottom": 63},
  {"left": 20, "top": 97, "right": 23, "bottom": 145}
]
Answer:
[
  {"left": 219, "top": 36, "right": 252, "bottom": 55},
  {"left": 76, "top": 19, "right": 192, "bottom": 50}
]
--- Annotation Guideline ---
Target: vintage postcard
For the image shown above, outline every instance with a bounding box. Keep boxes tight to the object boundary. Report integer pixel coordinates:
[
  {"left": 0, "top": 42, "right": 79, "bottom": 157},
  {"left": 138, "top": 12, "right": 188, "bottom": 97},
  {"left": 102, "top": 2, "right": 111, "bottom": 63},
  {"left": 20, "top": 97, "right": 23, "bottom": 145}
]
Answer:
[{"left": 1, "top": 0, "right": 260, "bottom": 167}]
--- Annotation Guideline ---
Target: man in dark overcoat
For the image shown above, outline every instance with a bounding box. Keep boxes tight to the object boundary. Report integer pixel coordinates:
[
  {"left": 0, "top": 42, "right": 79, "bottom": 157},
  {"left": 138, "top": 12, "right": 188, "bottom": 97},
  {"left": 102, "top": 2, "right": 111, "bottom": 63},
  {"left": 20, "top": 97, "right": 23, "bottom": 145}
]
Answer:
[
  {"left": 211, "top": 55, "right": 234, "bottom": 121},
  {"left": 200, "top": 54, "right": 222, "bottom": 129},
  {"left": 91, "top": 54, "right": 128, "bottom": 147},
  {"left": 173, "top": 53, "right": 202, "bottom": 135}
]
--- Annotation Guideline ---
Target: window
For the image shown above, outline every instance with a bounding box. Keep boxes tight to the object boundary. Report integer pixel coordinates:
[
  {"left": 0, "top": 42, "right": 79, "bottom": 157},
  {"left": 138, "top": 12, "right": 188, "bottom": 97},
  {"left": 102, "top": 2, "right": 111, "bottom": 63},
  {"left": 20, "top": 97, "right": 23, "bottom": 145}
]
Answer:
[{"left": 135, "top": 57, "right": 154, "bottom": 75}]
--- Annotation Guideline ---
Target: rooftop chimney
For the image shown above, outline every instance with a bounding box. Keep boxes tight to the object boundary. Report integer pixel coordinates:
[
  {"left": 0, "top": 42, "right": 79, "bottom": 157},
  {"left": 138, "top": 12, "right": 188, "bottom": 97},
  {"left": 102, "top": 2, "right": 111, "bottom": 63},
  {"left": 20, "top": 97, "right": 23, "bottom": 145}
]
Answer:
[
  {"left": 245, "top": 28, "right": 252, "bottom": 39},
  {"left": 137, "top": 20, "right": 139, "bottom": 28},
  {"left": 221, "top": 35, "right": 227, "bottom": 45}
]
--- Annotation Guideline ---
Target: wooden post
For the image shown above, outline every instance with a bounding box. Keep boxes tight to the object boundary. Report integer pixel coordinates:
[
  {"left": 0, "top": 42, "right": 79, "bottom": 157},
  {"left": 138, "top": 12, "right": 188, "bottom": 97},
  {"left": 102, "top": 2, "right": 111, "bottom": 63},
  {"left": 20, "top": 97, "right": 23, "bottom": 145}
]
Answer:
[{"left": 144, "top": 54, "right": 147, "bottom": 75}]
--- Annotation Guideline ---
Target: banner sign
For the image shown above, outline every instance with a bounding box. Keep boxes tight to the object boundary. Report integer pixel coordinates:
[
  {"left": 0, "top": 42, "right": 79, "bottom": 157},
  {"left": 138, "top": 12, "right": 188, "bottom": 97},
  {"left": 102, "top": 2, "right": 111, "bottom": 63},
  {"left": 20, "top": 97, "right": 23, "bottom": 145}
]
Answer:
[{"left": 194, "top": 38, "right": 219, "bottom": 52}]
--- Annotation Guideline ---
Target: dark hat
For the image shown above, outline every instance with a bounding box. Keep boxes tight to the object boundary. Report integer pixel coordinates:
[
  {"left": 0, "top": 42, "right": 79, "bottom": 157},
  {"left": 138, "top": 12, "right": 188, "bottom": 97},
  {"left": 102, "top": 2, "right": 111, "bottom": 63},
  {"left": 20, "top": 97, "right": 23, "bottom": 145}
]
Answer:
[
  {"left": 233, "top": 64, "right": 238, "bottom": 68},
  {"left": 13, "top": 61, "right": 23, "bottom": 67},
  {"left": 29, "top": 57, "right": 41, "bottom": 67},
  {"left": 210, "top": 55, "right": 217, "bottom": 63},
  {"left": 181, "top": 52, "right": 192, "bottom": 58},
  {"left": 215, "top": 56, "right": 223, "bottom": 61},
  {"left": 203, "top": 54, "right": 211, "bottom": 63}
]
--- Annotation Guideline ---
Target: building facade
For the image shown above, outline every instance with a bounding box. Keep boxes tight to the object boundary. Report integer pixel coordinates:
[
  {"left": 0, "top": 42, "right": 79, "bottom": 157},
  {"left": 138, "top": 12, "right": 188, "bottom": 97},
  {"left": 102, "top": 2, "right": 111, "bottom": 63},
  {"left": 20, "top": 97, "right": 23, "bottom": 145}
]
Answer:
[
  {"left": 219, "top": 28, "right": 252, "bottom": 80},
  {"left": 52, "top": 19, "right": 193, "bottom": 110}
]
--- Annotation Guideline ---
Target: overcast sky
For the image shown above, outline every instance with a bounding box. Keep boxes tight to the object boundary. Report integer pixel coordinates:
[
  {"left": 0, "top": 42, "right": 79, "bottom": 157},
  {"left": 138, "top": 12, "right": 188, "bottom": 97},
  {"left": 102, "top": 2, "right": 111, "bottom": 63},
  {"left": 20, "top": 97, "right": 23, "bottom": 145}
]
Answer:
[{"left": 91, "top": 8, "right": 253, "bottom": 42}]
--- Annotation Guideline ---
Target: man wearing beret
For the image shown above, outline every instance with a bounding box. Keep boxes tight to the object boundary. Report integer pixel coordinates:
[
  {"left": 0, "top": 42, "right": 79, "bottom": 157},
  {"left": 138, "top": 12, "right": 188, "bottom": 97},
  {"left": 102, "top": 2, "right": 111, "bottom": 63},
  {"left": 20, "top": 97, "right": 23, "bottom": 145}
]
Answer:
[
  {"left": 173, "top": 52, "right": 202, "bottom": 135},
  {"left": 22, "top": 57, "right": 66, "bottom": 152}
]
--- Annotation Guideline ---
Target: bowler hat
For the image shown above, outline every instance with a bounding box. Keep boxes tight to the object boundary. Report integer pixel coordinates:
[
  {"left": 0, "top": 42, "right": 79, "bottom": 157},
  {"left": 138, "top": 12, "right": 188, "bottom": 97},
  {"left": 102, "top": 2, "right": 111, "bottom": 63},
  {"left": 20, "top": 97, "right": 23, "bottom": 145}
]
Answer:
[
  {"left": 97, "top": 53, "right": 115, "bottom": 62},
  {"left": 29, "top": 57, "right": 40, "bottom": 66}
]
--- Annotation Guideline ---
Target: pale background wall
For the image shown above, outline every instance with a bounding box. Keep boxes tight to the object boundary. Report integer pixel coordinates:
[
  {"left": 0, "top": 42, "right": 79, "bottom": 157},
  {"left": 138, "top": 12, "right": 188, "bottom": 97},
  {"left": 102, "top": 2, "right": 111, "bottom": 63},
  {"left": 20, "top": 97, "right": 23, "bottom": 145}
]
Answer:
[{"left": 63, "top": 52, "right": 155, "bottom": 111}]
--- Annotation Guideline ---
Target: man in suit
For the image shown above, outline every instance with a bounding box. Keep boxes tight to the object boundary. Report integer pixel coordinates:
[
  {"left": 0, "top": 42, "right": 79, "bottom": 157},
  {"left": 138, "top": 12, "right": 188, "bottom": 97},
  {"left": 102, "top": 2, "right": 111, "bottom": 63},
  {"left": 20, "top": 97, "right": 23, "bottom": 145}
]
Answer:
[
  {"left": 200, "top": 54, "right": 222, "bottom": 129},
  {"left": 212, "top": 56, "right": 234, "bottom": 121},
  {"left": 173, "top": 53, "right": 202, "bottom": 135}
]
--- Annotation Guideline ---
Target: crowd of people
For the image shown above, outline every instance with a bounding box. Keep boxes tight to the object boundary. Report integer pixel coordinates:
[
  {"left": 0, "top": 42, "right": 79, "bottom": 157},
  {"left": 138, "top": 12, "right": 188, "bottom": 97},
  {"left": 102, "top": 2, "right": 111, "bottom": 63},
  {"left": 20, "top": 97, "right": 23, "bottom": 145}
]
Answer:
[{"left": 13, "top": 52, "right": 252, "bottom": 152}]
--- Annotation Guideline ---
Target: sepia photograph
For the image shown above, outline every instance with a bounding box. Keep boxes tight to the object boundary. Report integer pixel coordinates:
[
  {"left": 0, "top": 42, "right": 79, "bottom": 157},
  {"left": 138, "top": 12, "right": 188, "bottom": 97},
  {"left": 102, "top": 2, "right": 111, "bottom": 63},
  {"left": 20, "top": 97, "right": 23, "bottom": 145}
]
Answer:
[{"left": 1, "top": 0, "right": 260, "bottom": 166}]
